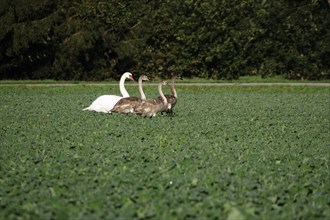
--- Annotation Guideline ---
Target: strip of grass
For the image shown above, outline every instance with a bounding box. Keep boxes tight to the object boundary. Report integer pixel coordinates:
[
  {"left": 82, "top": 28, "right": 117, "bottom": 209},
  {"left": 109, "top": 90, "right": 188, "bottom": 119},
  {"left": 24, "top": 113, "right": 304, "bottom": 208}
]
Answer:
[
  {"left": 0, "top": 85, "right": 329, "bottom": 219},
  {"left": 1, "top": 76, "right": 329, "bottom": 85}
]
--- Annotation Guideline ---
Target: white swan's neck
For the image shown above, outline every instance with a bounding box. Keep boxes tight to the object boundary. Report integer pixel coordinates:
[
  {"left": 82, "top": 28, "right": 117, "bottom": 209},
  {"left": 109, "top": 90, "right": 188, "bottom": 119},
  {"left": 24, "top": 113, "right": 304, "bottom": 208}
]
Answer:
[
  {"left": 159, "top": 82, "right": 167, "bottom": 105},
  {"left": 138, "top": 77, "right": 146, "bottom": 100},
  {"left": 119, "top": 75, "right": 129, "bottom": 97},
  {"left": 171, "top": 77, "right": 177, "bottom": 98}
]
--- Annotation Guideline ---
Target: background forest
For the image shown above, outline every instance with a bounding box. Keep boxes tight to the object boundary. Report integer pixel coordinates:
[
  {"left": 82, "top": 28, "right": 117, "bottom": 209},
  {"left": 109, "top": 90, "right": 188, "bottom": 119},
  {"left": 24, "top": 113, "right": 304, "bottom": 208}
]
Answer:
[{"left": 0, "top": 0, "right": 329, "bottom": 80}]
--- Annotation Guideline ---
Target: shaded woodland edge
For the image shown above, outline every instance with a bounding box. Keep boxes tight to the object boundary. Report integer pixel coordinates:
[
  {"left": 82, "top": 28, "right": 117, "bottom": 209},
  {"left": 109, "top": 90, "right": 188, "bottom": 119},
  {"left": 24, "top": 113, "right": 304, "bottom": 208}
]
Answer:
[{"left": 0, "top": 0, "right": 329, "bottom": 80}]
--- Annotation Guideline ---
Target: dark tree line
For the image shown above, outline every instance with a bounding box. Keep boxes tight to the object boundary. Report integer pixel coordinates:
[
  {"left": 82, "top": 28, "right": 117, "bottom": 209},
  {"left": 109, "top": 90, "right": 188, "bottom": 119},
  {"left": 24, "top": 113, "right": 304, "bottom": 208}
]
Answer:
[{"left": 0, "top": 0, "right": 329, "bottom": 80}]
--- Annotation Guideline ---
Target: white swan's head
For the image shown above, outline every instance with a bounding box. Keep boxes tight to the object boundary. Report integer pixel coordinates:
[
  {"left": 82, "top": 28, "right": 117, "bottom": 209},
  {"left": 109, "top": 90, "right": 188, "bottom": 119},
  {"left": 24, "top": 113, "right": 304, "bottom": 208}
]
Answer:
[{"left": 123, "top": 72, "right": 135, "bottom": 81}]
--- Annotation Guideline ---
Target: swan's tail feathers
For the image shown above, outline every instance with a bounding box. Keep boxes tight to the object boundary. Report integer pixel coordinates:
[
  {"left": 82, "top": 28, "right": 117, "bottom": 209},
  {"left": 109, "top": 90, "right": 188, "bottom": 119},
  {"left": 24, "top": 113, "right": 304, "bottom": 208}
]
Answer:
[
  {"left": 83, "top": 105, "right": 111, "bottom": 113},
  {"left": 83, "top": 106, "right": 93, "bottom": 111}
]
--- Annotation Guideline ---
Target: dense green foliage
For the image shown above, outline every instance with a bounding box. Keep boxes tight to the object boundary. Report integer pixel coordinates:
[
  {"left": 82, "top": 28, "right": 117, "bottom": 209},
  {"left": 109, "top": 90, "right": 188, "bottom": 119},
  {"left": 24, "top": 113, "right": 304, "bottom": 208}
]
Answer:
[
  {"left": 0, "top": 0, "right": 329, "bottom": 80},
  {"left": 0, "top": 85, "right": 329, "bottom": 219}
]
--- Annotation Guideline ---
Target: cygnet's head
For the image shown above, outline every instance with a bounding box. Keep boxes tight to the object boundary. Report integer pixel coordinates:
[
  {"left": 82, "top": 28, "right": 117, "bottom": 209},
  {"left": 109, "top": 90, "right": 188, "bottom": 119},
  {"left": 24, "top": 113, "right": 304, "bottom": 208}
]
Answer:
[
  {"left": 160, "top": 80, "right": 168, "bottom": 86},
  {"left": 140, "top": 75, "right": 149, "bottom": 81}
]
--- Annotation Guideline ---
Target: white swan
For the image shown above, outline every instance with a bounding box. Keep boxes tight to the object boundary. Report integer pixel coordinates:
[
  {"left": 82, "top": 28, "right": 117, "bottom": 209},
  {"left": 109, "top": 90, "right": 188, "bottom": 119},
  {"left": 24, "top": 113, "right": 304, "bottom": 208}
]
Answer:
[
  {"left": 83, "top": 72, "right": 134, "bottom": 113},
  {"left": 111, "top": 75, "right": 149, "bottom": 114}
]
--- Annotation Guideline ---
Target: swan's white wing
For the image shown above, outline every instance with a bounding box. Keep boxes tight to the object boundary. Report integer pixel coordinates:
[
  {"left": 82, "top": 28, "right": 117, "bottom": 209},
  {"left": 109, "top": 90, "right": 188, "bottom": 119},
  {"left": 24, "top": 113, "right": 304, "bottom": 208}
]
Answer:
[{"left": 84, "top": 95, "right": 123, "bottom": 113}]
